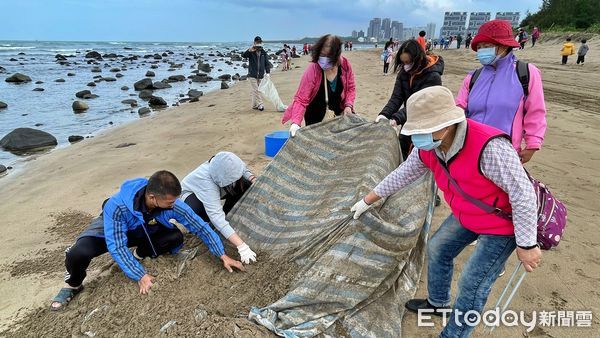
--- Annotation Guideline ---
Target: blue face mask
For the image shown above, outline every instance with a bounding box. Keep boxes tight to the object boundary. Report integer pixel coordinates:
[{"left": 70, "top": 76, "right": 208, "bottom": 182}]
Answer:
[
  {"left": 476, "top": 47, "right": 499, "bottom": 66},
  {"left": 318, "top": 56, "right": 333, "bottom": 70},
  {"left": 412, "top": 133, "right": 442, "bottom": 150}
]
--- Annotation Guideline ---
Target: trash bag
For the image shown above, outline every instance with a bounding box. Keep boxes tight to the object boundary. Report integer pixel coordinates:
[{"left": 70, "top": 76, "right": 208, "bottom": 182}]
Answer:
[{"left": 259, "top": 76, "right": 287, "bottom": 112}]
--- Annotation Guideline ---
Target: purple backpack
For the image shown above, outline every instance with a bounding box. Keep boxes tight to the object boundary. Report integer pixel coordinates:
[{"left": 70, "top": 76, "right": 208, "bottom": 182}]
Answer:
[{"left": 439, "top": 163, "right": 567, "bottom": 250}]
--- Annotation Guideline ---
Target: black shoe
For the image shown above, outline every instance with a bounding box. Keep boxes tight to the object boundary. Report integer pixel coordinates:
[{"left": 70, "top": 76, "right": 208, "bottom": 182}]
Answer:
[{"left": 405, "top": 298, "right": 450, "bottom": 317}]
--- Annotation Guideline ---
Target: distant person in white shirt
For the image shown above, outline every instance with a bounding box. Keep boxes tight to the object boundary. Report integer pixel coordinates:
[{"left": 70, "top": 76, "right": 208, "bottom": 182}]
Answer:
[{"left": 180, "top": 152, "right": 257, "bottom": 264}]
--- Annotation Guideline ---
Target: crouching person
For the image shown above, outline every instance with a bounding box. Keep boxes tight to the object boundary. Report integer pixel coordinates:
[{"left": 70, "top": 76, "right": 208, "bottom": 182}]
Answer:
[
  {"left": 181, "top": 152, "right": 257, "bottom": 264},
  {"left": 351, "top": 86, "right": 542, "bottom": 337},
  {"left": 50, "top": 170, "right": 244, "bottom": 310}
]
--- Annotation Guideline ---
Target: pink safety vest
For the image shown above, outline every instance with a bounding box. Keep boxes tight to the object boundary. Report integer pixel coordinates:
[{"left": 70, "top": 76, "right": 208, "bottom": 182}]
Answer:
[{"left": 419, "top": 119, "right": 515, "bottom": 235}]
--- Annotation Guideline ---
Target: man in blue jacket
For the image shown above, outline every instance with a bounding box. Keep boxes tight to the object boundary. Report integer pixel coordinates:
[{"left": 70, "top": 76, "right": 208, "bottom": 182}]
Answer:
[{"left": 50, "top": 170, "right": 244, "bottom": 310}]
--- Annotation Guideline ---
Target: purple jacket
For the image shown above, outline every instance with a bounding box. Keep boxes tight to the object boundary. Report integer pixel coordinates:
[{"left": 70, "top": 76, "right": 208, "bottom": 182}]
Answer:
[{"left": 456, "top": 52, "right": 547, "bottom": 151}]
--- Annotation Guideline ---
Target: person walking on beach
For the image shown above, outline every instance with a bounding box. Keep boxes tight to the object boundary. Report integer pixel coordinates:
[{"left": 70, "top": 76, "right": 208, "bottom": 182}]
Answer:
[
  {"left": 576, "top": 39, "right": 589, "bottom": 65},
  {"left": 531, "top": 27, "right": 540, "bottom": 47},
  {"left": 465, "top": 33, "right": 472, "bottom": 49},
  {"left": 375, "top": 39, "right": 444, "bottom": 159},
  {"left": 383, "top": 39, "right": 394, "bottom": 75},
  {"left": 352, "top": 86, "right": 541, "bottom": 338},
  {"left": 456, "top": 20, "right": 547, "bottom": 163},
  {"left": 282, "top": 34, "right": 356, "bottom": 137},
  {"left": 439, "top": 37, "right": 445, "bottom": 50},
  {"left": 416, "top": 31, "right": 427, "bottom": 51},
  {"left": 49, "top": 171, "right": 244, "bottom": 310},
  {"left": 277, "top": 45, "right": 289, "bottom": 71},
  {"left": 456, "top": 34, "right": 463, "bottom": 49},
  {"left": 242, "top": 36, "right": 271, "bottom": 111},
  {"left": 181, "top": 152, "right": 257, "bottom": 264},
  {"left": 517, "top": 28, "right": 528, "bottom": 50},
  {"left": 561, "top": 37, "right": 576, "bottom": 65}
]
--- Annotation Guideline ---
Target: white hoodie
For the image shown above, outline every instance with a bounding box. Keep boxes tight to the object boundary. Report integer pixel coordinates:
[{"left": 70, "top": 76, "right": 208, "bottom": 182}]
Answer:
[{"left": 180, "top": 152, "right": 253, "bottom": 238}]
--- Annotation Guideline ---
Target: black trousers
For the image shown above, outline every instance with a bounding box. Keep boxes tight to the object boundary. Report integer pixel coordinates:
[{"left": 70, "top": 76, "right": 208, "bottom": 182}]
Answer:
[
  {"left": 577, "top": 55, "right": 585, "bottom": 64},
  {"left": 64, "top": 225, "right": 183, "bottom": 287},
  {"left": 562, "top": 55, "right": 569, "bottom": 64},
  {"left": 184, "top": 178, "right": 251, "bottom": 223},
  {"left": 383, "top": 62, "right": 390, "bottom": 73}
]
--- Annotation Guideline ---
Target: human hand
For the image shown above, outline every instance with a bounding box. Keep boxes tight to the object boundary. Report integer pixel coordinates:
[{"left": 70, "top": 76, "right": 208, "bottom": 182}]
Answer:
[
  {"left": 221, "top": 255, "right": 246, "bottom": 272},
  {"left": 343, "top": 106, "right": 353, "bottom": 115},
  {"left": 237, "top": 243, "right": 257, "bottom": 264},
  {"left": 389, "top": 119, "right": 398, "bottom": 127},
  {"left": 375, "top": 115, "right": 388, "bottom": 123},
  {"left": 289, "top": 123, "right": 301, "bottom": 137},
  {"left": 520, "top": 149, "right": 537, "bottom": 164},
  {"left": 350, "top": 198, "right": 372, "bottom": 219},
  {"left": 138, "top": 274, "right": 154, "bottom": 295},
  {"left": 516, "top": 246, "right": 542, "bottom": 272}
]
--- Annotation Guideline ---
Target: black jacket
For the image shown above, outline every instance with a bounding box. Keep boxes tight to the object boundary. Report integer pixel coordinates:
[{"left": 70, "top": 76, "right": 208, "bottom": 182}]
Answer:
[
  {"left": 379, "top": 55, "right": 444, "bottom": 124},
  {"left": 242, "top": 48, "right": 271, "bottom": 79}
]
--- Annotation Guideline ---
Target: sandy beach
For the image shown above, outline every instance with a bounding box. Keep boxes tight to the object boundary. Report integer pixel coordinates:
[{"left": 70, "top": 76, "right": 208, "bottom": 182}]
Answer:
[{"left": 1, "top": 34, "right": 599, "bottom": 336}]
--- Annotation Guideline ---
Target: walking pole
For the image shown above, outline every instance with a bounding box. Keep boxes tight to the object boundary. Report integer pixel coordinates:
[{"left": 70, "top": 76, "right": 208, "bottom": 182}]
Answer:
[{"left": 485, "top": 261, "right": 527, "bottom": 334}]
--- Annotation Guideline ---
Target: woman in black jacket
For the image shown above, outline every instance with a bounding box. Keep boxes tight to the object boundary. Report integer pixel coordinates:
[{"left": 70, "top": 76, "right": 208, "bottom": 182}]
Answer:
[{"left": 375, "top": 39, "right": 444, "bottom": 159}]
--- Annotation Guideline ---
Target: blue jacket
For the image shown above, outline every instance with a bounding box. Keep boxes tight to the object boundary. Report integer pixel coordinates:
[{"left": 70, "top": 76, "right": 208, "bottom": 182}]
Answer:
[{"left": 102, "top": 178, "right": 225, "bottom": 281}]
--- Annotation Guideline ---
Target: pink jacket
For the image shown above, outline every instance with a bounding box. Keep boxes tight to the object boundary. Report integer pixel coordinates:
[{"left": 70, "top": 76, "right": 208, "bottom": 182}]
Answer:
[
  {"left": 282, "top": 56, "right": 356, "bottom": 126},
  {"left": 455, "top": 59, "right": 547, "bottom": 151}
]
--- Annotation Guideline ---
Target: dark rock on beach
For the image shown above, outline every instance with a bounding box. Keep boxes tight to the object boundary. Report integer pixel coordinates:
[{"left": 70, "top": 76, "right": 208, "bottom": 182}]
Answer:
[
  {"left": 139, "top": 89, "right": 153, "bottom": 99},
  {"left": 149, "top": 96, "right": 167, "bottom": 107},
  {"left": 55, "top": 78, "right": 66, "bottom": 83},
  {"left": 134, "top": 78, "right": 153, "bottom": 91},
  {"left": 0, "top": 128, "right": 58, "bottom": 152},
  {"left": 68, "top": 135, "right": 84, "bottom": 143},
  {"left": 167, "top": 75, "right": 186, "bottom": 82},
  {"left": 85, "top": 51, "right": 102, "bottom": 59},
  {"left": 0, "top": 165, "right": 6, "bottom": 174},
  {"left": 0, "top": 101, "right": 7, "bottom": 109},
  {"left": 146, "top": 71, "right": 155, "bottom": 77},
  {"left": 35, "top": 80, "right": 44, "bottom": 84},
  {"left": 187, "top": 89, "right": 203, "bottom": 98},
  {"left": 33, "top": 88, "right": 45, "bottom": 92},
  {"left": 5, "top": 73, "right": 32, "bottom": 83},
  {"left": 87, "top": 82, "right": 96, "bottom": 87},
  {"left": 121, "top": 99, "right": 138, "bottom": 107},
  {"left": 220, "top": 81, "right": 229, "bottom": 89},
  {"left": 75, "top": 90, "right": 91, "bottom": 98},
  {"left": 121, "top": 86, "right": 129, "bottom": 91},
  {"left": 152, "top": 81, "right": 171, "bottom": 89},
  {"left": 138, "top": 107, "right": 151, "bottom": 116}
]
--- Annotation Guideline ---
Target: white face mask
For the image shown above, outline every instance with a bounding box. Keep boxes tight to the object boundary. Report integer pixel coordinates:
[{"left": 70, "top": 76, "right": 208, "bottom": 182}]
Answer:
[
  {"left": 403, "top": 63, "right": 413, "bottom": 72},
  {"left": 255, "top": 43, "right": 263, "bottom": 48}
]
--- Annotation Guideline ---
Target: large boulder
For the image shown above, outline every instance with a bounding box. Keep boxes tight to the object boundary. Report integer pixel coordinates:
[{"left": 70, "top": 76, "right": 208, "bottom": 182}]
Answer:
[
  {"left": 0, "top": 101, "right": 7, "bottom": 109},
  {"left": 0, "top": 128, "right": 58, "bottom": 152},
  {"left": 85, "top": 51, "right": 102, "bottom": 59},
  {"left": 5, "top": 73, "right": 32, "bottom": 83},
  {"left": 72, "top": 100, "right": 89, "bottom": 112},
  {"left": 134, "top": 78, "right": 154, "bottom": 91},
  {"left": 187, "top": 89, "right": 203, "bottom": 98},
  {"left": 148, "top": 96, "right": 167, "bottom": 107},
  {"left": 0, "top": 165, "right": 6, "bottom": 174}
]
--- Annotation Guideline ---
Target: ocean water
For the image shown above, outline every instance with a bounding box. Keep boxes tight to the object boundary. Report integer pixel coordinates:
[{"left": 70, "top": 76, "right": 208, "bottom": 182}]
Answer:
[{"left": 0, "top": 40, "right": 276, "bottom": 169}]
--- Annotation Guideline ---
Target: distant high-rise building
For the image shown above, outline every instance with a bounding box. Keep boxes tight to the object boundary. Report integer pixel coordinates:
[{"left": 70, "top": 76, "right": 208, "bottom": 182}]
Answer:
[
  {"left": 391, "top": 21, "right": 403, "bottom": 40},
  {"left": 403, "top": 27, "right": 425, "bottom": 40},
  {"left": 440, "top": 11, "right": 468, "bottom": 37},
  {"left": 426, "top": 23, "right": 436, "bottom": 39},
  {"left": 495, "top": 12, "right": 520, "bottom": 27},
  {"left": 352, "top": 30, "right": 358, "bottom": 38},
  {"left": 368, "top": 18, "right": 382, "bottom": 39},
  {"left": 358, "top": 30, "right": 365, "bottom": 38},
  {"left": 467, "top": 12, "right": 491, "bottom": 35},
  {"left": 382, "top": 18, "right": 392, "bottom": 39}
]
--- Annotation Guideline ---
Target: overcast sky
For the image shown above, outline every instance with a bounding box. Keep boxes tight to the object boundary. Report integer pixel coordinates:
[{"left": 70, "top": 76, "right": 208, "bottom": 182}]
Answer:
[{"left": 1, "top": 0, "right": 543, "bottom": 42}]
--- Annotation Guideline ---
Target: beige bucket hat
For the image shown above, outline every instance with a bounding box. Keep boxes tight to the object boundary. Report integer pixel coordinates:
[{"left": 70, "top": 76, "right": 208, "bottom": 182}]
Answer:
[{"left": 401, "top": 86, "right": 466, "bottom": 136}]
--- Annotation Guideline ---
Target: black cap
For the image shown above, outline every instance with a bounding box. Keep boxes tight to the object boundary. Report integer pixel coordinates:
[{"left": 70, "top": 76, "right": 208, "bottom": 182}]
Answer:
[{"left": 254, "top": 36, "right": 262, "bottom": 43}]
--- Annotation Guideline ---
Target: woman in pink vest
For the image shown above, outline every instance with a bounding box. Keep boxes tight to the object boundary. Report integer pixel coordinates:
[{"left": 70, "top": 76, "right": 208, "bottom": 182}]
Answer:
[
  {"left": 351, "top": 86, "right": 541, "bottom": 338},
  {"left": 282, "top": 34, "right": 356, "bottom": 137}
]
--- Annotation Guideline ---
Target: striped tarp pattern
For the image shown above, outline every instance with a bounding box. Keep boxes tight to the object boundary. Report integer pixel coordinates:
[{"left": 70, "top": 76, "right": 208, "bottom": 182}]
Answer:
[{"left": 227, "top": 115, "right": 434, "bottom": 337}]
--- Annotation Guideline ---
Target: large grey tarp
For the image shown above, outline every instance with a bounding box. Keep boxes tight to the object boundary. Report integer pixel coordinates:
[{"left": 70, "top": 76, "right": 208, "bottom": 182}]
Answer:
[{"left": 228, "top": 115, "right": 435, "bottom": 337}]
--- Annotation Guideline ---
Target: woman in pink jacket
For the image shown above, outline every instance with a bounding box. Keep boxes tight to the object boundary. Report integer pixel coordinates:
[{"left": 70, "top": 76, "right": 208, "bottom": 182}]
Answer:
[
  {"left": 455, "top": 20, "right": 547, "bottom": 163},
  {"left": 282, "top": 34, "right": 356, "bottom": 137}
]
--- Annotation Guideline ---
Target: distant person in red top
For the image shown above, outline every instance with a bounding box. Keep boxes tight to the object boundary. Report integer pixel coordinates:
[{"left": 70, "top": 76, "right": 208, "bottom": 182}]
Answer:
[
  {"left": 416, "top": 30, "right": 427, "bottom": 51},
  {"left": 531, "top": 27, "right": 540, "bottom": 47}
]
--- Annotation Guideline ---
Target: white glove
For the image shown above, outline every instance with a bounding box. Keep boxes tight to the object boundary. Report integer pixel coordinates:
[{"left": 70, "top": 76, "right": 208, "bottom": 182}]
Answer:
[
  {"left": 289, "top": 123, "right": 301, "bottom": 137},
  {"left": 265, "top": 73, "right": 271, "bottom": 79},
  {"left": 350, "top": 198, "right": 372, "bottom": 219},
  {"left": 375, "top": 115, "right": 388, "bottom": 123},
  {"left": 237, "top": 243, "right": 257, "bottom": 264}
]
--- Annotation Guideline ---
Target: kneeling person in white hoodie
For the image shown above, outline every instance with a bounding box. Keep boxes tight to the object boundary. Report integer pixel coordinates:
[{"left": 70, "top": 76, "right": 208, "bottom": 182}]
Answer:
[{"left": 181, "top": 152, "right": 257, "bottom": 264}]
